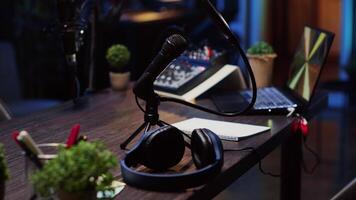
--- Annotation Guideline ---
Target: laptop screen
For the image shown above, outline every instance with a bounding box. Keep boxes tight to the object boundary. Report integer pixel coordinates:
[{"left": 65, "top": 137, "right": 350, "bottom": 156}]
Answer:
[{"left": 287, "top": 26, "right": 334, "bottom": 101}]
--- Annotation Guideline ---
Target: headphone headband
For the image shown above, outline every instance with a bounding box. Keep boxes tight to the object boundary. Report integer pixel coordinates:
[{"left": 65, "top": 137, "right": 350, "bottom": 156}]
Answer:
[{"left": 120, "top": 126, "right": 223, "bottom": 191}]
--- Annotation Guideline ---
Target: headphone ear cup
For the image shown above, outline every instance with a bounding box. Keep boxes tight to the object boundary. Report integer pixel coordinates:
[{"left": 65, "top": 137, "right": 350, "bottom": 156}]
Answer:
[
  {"left": 141, "top": 126, "right": 185, "bottom": 171},
  {"left": 191, "top": 129, "right": 216, "bottom": 169}
]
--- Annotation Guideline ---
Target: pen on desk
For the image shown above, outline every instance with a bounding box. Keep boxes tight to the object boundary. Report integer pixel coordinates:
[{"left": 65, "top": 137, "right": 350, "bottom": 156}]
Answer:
[
  {"left": 12, "top": 131, "right": 43, "bottom": 169},
  {"left": 66, "top": 124, "right": 81, "bottom": 148},
  {"left": 12, "top": 131, "right": 21, "bottom": 145},
  {"left": 17, "top": 131, "right": 44, "bottom": 156}
]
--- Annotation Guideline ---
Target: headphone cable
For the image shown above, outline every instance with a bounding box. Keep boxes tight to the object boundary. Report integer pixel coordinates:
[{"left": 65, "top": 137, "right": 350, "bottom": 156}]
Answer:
[
  {"left": 301, "top": 136, "right": 321, "bottom": 174},
  {"left": 224, "top": 147, "right": 280, "bottom": 178}
]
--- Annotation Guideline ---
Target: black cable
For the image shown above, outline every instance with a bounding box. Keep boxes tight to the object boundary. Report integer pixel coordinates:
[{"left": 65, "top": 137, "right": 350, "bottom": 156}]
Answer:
[
  {"left": 301, "top": 137, "right": 321, "bottom": 174},
  {"left": 72, "top": 74, "right": 81, "bottom": 104},
  {"left": 159, "top": 0, "right": 257, "bottom": 117},
  {"left": 223, "top": 147, "right": 256, "bottom": 152},
  {"left": 74, "top": 75, "right": 81, "bottom": 99},
  {"left": 258, "top": 158, "right": 281, "bottom": 178},
  {"left": 135, "top": 95, "right": 146, "bottom": 113},
  {"left": 180, "top": 131, "right": 191, "bottom": 140},
  {"left": 224, "top": 146, "right": 280, "bottom": 178},
  {"left": 224, "top": 135, "right": 321, "bottom": 177}
]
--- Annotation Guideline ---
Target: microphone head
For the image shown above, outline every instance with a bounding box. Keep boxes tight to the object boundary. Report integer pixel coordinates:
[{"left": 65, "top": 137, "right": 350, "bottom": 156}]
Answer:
[{"left": 161, "top": 34, "right": 188, "bottom": 58}]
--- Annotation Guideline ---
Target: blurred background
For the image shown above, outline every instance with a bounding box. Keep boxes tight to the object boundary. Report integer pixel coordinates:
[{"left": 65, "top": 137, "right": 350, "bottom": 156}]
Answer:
[
  {"left": 0, "top": 0, "right": 355, "bottom": 199},
  {"left": 0, "top": 0, "right": 348, "bottom": 115}
]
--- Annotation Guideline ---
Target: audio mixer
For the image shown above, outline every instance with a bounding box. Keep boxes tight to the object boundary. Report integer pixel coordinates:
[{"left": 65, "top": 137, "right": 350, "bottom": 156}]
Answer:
[{"left": 154, "top": 45, "right": 228, "bottom": 95}]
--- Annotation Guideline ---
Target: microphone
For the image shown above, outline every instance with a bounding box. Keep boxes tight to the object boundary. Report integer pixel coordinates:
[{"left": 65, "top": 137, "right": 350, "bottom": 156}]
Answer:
[
  {"left": 159, "top": 0, "right": 257, "bottom": 117},
  {"left": 57, "top": 0, "right": 79, "bottom": 65},
  {"left": 133, "top": 34, "right": 188, "bottom": 101},
  {"left": 56, "top": 0, "right": 93, "bottom": 66}
]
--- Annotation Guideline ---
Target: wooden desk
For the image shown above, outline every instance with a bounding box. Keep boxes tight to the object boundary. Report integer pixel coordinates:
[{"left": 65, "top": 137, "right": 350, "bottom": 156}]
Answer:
[{"left": 0, "top": 89, "right": 324, "bottom": 200}]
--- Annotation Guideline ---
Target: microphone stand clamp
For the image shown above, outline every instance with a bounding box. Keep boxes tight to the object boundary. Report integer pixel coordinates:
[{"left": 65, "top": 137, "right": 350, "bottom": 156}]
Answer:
[{"left": 120, "top": 93, "right": 168, "bottom": 150}]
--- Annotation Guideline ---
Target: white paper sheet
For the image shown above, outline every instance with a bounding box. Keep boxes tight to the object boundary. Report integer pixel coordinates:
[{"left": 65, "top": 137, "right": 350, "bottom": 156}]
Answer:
[{"left": 172, "top": 118, "right": 270, "bottom": 141}]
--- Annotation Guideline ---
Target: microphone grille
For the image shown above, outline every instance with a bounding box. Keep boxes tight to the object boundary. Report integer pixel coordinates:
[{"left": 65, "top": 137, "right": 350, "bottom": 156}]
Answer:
[{"left": 164, "top": 34, "right": 188, "bottom": 57}]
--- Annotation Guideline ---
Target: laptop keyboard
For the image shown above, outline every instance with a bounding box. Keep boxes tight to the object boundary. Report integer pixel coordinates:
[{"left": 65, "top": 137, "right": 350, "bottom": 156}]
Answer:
[{"left": 241, "top": 87, "right": 297, "bottom": 110}]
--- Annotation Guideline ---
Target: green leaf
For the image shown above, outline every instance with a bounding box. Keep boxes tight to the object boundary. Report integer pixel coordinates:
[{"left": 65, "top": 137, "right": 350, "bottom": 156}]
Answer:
[
  {"left": 247, "top": 41, "right": 275, "bottom": 55},
  {"left": 31, "top": 141, "right": 118, "bottom": 197},
  {"left": 0, "top": 143, "right": 9, "bottom": 181},
  {"left": 106, "top": 44, "right": 131, "bottom": 70}
]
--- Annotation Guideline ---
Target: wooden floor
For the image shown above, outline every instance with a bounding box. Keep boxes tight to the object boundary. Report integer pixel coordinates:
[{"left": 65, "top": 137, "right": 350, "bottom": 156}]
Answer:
[{"left": 215, "top": 63, "right": 356, "bottom": 200}]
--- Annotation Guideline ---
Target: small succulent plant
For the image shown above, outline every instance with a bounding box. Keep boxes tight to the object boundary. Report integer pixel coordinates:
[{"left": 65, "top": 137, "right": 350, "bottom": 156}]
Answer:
[{"left": 106, "top": 44, "right": 131, "bottom": 73}]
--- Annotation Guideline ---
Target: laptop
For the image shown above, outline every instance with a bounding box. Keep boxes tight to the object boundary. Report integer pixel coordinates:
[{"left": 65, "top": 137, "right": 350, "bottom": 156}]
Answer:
[{"left": 212, "top": 26, "right": 335, "bottom": 114}]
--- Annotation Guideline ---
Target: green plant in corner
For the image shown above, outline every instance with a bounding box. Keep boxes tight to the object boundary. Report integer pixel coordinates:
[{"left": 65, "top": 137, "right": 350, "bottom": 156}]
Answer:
[
  {"left": 106, "top": 44, "right": 131, "bottom": 73},
  {"left": 247, "top": 41, "right": 277, "bottom": 88},
  {"left": 31, "top": 141, "right": 118, "bottom": 198},
  {"left": 0, "top": 143, "right": 9, "bottom": 181},
  {"left": 247, "top": 41, "right": 275, "bottom": 55}
]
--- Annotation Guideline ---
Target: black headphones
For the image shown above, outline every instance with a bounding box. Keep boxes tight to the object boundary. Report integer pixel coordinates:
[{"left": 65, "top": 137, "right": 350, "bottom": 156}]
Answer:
[{"left": 120, "top": 125, "right": 224, "bottom": 191}]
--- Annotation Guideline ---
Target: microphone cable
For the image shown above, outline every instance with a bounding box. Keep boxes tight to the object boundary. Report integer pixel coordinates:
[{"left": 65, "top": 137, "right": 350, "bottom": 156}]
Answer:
[
  {"left": 159, "top": 0, "right": 257, "bottom": 117},
  {"left": 135, "top": 95, "right": 146, "bottom": 113}
]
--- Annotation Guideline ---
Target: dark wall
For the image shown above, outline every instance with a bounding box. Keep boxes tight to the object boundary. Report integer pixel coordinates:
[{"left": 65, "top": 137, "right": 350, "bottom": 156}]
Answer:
[
  {"left": 0, "top": 1, "right": 92, "bottom": 100},
  {"left": 0, "top": 0, "right": 241, "bottom": 99}
]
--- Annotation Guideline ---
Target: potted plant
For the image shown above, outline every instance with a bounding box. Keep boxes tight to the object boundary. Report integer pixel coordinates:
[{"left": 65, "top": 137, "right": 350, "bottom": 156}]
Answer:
[
  {"left": 31, "top": 141, "right": 117, "bottom": 200},
  {"left": 106, "top": 44, "right": 131, "bottom": 91},
  {"left": 247, "top": 41, "right": 277, "bottom": 88},
  {"left": 0, "top": 143, "right": 9, "bottom": 200}
]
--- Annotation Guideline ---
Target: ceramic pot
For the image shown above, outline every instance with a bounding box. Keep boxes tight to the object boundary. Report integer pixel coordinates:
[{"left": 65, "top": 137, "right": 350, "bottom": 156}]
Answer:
[
  {"left": 109, "top": 71, "right": 130, "bottom": 91},
  {"left": 247, "top": 54, "right": 277, "bottom": 88},
  {"left": 57, "top": 190, "right": 96, "bottom": 200}
]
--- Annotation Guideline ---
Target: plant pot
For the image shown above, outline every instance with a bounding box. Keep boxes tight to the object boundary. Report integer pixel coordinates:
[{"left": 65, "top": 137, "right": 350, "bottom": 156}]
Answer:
[
  {"left": 57, "top": 190, "right": 96, "bottom": 200},
  {"left": 109, "top": 71, "right": 130, "bottom": 91},
  {"left": 247, "top": 54, "right": 277, "bottom": 88},
  {"left": 0, "top": 180, "right": 4, "bottom": 200}
]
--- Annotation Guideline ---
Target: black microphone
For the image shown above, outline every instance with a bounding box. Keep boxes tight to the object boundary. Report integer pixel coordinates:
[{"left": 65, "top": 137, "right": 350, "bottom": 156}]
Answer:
[
  {"left": 133, "top": 34, "right": 188, "bottom": 101},
  {"left": 56, "top": 0, "right": 93, "bottom": 66},
  {"left": 57, "top": 0, "right": 80, "bottom": 57},
  {"left": 158, "top": 0, "right": 257, "bottom": 117}
]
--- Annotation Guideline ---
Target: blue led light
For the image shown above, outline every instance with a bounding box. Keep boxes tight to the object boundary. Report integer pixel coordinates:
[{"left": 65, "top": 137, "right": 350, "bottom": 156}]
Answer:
[
  {"left": 341, "top": 0, "right": 353, "bottom": 80},
  {"left": 229, "top": 0, "right": 265, "bottom": 48},
  {"left": 250, "top": 0, "right": 263, "bottom": 45}
]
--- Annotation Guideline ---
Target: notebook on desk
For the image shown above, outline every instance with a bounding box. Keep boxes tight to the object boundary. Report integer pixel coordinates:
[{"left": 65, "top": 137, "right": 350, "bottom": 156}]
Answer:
[
  {"left": 213, "top": 26, "right": 335, "bottom": 115},
  {"left": 172, "top": 118, "right": 270, "bottom": 141}
]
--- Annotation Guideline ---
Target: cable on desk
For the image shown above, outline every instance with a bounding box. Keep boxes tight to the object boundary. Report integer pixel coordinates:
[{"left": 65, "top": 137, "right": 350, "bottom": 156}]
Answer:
[
  {"left": 301, "top": 137, "right": 321, "bottom": 174},
  {"left": 224, "top": 147, "right": 281, "bottom": 178},
  {"left": 287, "top": 113, "right": 321, "bottom": 174},
  {"left": 135, "top": 95, "right": 146, "bottom": 113}
]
